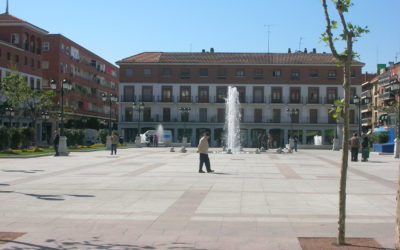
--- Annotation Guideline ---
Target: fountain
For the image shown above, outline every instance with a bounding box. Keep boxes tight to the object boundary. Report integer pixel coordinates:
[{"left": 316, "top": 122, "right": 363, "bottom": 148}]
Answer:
[{"left": 224, "top": 86, "right": 241, "bottom": 154}]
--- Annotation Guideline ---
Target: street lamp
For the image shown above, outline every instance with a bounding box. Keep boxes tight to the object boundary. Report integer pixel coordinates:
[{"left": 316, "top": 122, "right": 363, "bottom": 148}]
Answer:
[
  {"left": 102, "top": 93, "right": 118, "bottom": 149},
  {"left": 101, "top": 93, "right": 118, "bottom": 135},
  {"left": 178, "top": 107, "right": 191, "bottom": 143},
  {"left": 353, "top": 95, "right": 362, "bottom": 136},
  {"left": 41, "top": 111, "right": 49, "bottom": 144},
  {"left": 286, "top": 108, "right": 298, "bottom": 137},
  {"left": 50, "top": 79, "right": 72, "bottom": 156},
  {"left": 5, "top": 106, "right": 14, "bottom": 127},
  {"left": 133, "top": 102, "right": 145, "bottom": 145}
]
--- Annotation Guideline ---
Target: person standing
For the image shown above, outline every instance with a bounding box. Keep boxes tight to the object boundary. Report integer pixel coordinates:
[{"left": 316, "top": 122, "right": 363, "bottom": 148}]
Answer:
[
  {"left": 110, "top": 131, "right": 119, "bottom": 155},
  {"left": 197, "top": 133, "right": 214, "bottom": 173},
  {"left": 361, "top": 133, "right": 369, "bottom": 162},
  {"left": 154, "top": 134, "right": 158, "bottom": 147},
  {"left": 293, "top": 134, "right": 298, "bottom": 152},
  {"left": 53, "top": 131, "right": 60, "bottom": 156},
  {"left": 349, "top": 133, "right": 360, "bottom": 161}
]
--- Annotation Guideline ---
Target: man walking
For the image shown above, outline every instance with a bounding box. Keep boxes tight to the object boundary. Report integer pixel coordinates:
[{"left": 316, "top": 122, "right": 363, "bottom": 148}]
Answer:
[
  {"left": 197, "top": 133, "right": 214, "bottom": 173},
  {"left": 349, "top": 133, "right": 360, "bottom": 161},
  {"left": 110, "top": 131, "right": 119, "bottom": 155}
]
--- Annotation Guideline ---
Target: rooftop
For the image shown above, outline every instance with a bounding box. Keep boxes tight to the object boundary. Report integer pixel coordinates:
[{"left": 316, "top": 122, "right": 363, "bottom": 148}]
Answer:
[
  {"left": 0, "top": 13, "right": 48, "bottom": 34},
  {"left": 117, "top": 52, "right": 365, "bottom": 66}
]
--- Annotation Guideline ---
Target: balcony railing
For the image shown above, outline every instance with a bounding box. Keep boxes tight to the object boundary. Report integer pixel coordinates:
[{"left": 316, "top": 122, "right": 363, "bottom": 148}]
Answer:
[
  {"left": 361, "top": 118, "right": 372, "bottom": 125},
  {"left": 379, "top": 92, "right": 394, "bottom": 100},
  {"left": 361, "top": 90, "right": 372, "bottom": 99}
]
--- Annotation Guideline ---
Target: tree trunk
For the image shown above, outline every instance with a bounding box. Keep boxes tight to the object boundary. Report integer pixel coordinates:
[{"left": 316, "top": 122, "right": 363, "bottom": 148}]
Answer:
[{"left": 337, "top": 61, "right": 351, "bottom": 245}]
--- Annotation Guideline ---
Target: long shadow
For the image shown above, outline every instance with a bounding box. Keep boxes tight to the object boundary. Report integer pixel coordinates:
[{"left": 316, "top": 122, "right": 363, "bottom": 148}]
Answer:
[
  {"left": 2, "top": 169, "right": 44, "bottom": 174},
  {"left": 213, "top": 172, "right": 234, "bottom": 175},
  {"left": 0, "top": 183, "right": 10, "bottom": 186},
  {"left": 0, "top": 190, "right": 95, "bottom": 201}
]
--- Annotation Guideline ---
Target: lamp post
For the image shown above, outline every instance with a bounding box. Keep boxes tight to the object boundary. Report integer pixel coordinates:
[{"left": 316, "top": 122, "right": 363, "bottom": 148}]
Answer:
[
  {"left": 41, "top": 111, "right": 49, "bottom": 144},
  {"left": 102, "top": 93, "right": 118, "bottom": 149},
  {"left": 50, "top": 79, "right": 72, "bottom": 156},
  {"left": 286, "top": 108, "right": 298, "bottom": 137},
  {"left": 353, "top": 95, "right": 362, "bottom": 136},
  {"left": 133, "top": 102, "right": 144, "bottom": 146},
  {"left": 5, "top": 106, "right": 14, "bottom": 127},
  {"left": 178, "top": 107, "right": 191, "bottom": 143}
]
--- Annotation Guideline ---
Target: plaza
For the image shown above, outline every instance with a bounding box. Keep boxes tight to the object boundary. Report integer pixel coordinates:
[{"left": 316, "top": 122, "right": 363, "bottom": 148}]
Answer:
[{"left": 0, "top": 148, "right": 397, "bottom": 249}]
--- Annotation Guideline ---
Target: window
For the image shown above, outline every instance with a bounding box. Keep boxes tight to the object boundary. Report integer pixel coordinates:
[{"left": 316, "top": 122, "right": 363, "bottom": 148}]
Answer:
[
  {"left": 42, "top": 42, "right": 50, "bottom": 51},
  {"left": 162, "top": 68, "right": 172, "bottom": 77},
  {"left": 308, "top": 87, "right": 319, "bottom": 104},
  {"left": 143, "top": 107, "right": 151, "bottom": 122},
  {"left": 236, "top": 86, "right": 246, "bottom": 103},
  {"left": 309, "top": 69, "right": 319, "bottom": 77},
  {"left": 124, "top": 107, "right": 133, "bottom": 122},
  {"left": 291, "top": 70, "right": 300, "bottom": 80},
  {"left": 6, "top": 52, "right": 10, "bottom": 60},
  {"left": 180, "top": 68, "right": 191, "bottom": 79},
  {"left": 123, "top": 86, "right": 135, "bottom": 102},
  {"left": 161, "top": 86, "right": 173, "bottom": 102},
  {"left": 235, "top": 68, "right": 245, "bottom": 77},
  {"left": 328, "top": 110, "right": 336, "bottom": 124},
  {"left": 142, "top": 86, "right": 153, "bottom": 102},
  {"left": 180, "top": 86, "right": 191, "bottom": 102},
  {"left": 254, "top": 109, "right": 262, "bottom": 123},
  {"left": 351, "top": 69, "right": 356, "bottom": 77},
  {"left": 290, "top": 87, "right": 301, "bottom": 103},
  {"left": 24, "top": 56, "right": 27, "bottom": 65},
  {"left": 273, "top": 69, "right": 281, "bottom": 77},
  {"left": 198, "top": 86, "right": 209, "bottom": 103},
  {"left": 253, "top": 87, "right": 264, "bottom": 103},
  {"left": 30, "top": 78, "right": 34, "bottom": 89},
  {"left": 328, "top": 70, "right": 337, "bottom": 79},
  {"left": 11, "top": 33, "right": 19, "bottom": 44},
  {"left": 254, "top": 69, "right": 263, "bottom": 79},
  {"left": 163, "top": 108, "right": 171, "bottom": 122},
  {"left": 272, "top": 109, "right": 281, "bottom": 123},
  {"left": 36, "top": 79, "right": 41, "bottom": 89},
  {"left": 217, "top": 68, "right": 227, "bottom": 78},
  {"left": 326, "top": 87, "right": 337, "bottom": 104},
  {"left": 199, "top": 108, "right": 207, "bottom": 122},
  {"left": 125, "top": 68, "right": 133, "bottom": 77},
  {"left": 42, "top": 61, "right": 49, "bottom": 69},
  {"left": 216, "top": 86, "right": 227, "bottom": 103},
  {"left": 15, "top": 54, "right": 19, "bottom": 63},
  {"left": 217, "top": 108, "right": 225, "bottom": 123},
  {"left": 271, "top": 87, "right": 282, "bottom": 103},
  {"left": 310, "top": 109, "right": 318, "bottom": 123},
  {"left": 199, "top": 68, "right": 208, "bottom": 77},
  {"left": 144, "top": 68, "right": 152, "bottom": 77}
]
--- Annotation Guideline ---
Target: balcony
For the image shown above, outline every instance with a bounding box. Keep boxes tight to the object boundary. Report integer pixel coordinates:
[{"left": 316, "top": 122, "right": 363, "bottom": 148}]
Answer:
[
  {"left": 379, "top": 92, "right": 394, "bottom": 101},
  {"left": 361, "top": 117, "right": 372, "bottom": 125},
  {"left": 361, "top": 90, "right": 372, "bottom": 99}
]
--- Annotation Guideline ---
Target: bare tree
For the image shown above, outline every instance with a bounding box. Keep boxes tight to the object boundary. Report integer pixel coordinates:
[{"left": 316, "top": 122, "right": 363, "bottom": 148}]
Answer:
[{"left": 321, "top": 0, "right": 368, "bottom": 245}]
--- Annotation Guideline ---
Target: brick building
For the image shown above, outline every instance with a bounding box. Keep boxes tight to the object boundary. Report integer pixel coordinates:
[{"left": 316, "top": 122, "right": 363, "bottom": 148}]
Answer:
[
  {"left": 42, "top": 34, "right": 119, "bottom": 128},
  {"left": 117, "top": 50, "right": 364, "bottom": 147}
]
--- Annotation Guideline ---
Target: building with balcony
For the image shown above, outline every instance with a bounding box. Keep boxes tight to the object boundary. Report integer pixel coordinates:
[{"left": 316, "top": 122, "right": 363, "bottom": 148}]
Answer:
[
  {"left": 360, "top": 74, "right": 378, "bottom": 132},
  {"left": 42, "top": 34, "right": 119, "bottom": 128},
  {"left": 117, "top": 50, "right": 364, "bottom": 147}
]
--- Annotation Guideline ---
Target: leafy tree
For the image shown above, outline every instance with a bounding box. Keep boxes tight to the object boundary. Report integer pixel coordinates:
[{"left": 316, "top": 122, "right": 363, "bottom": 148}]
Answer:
[{"left": 321, "top": 0, "right": 368, "bottom": 245}]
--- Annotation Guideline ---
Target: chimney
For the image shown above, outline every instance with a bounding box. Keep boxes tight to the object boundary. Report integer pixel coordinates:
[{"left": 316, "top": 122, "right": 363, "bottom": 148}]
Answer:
[
  {"left": 202, "top": 49, "right": 205, "bottom": 53},
  {"left": 304, "top": 48, "right": 308, "bottom": 53},
  {"left": 288, "top": 48, "right": 291, "bottom": 53},
  {"left": 210, "top": 48, "right": 214, "bottom": 53},
  {"left": 312, "top": 48, "right": 316, "bottom": 53}
]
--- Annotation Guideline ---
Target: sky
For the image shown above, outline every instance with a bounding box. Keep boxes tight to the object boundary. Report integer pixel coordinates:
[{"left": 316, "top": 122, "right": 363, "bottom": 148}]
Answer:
[{"left": 5, "top": 0, "right": 400, "bottom": 73}]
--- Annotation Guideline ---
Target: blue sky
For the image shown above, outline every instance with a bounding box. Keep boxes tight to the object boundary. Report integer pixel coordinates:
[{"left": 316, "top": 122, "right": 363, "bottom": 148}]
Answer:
[{"left": 6, "top": 0, "right": 400, "bottom": 73}]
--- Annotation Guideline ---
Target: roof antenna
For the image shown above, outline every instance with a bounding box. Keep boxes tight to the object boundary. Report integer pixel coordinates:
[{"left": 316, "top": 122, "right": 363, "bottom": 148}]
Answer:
[
  {"left": 264, "top": 24, "right": 271, "bottom": 53},
  {"left": 5, "top": 0, "right": 9, "bottom": 14},
  {"left": 298, "top": 37, "right": 303, "bottom": 52}
]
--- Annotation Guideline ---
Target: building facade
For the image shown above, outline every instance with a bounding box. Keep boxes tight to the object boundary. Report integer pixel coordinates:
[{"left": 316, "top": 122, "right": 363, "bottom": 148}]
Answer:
[
  {"left": 42, "top": 34, "right": 119, "bottom": 127},
  {"left": 117, "top": 51, "right": 364, "bottom": 147}
]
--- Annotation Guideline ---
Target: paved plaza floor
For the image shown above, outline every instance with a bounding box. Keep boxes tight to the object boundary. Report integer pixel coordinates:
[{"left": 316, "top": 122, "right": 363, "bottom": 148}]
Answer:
[{"left": 0, "top": 148, "right": 398, "bottom": 249}]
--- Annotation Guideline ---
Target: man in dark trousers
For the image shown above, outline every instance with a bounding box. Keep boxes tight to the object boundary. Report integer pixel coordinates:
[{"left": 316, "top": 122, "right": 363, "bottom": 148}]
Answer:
[
  {"left": 349, "top": 133, "right": 360, "bottom": 161},
  {"left": 197, "top": 133, "right": 214, "bottom": 173},
  {"left": 53, "top": 131, "right": 60, "bottom": 156}
]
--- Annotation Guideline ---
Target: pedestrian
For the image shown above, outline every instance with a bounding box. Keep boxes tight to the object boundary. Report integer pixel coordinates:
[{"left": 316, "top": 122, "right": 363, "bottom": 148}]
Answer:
[
  {"left": 349, "top": 133, "right": 360, "bottom": 162},
  {"left": 361, "top": 133, "right": 369, "bottom": 162},
  {"left": 268, "top": 133, "right": 273, "bottom": 149},
  {"left": 53, "top": 131, "right": 60, "bottom": 156},
  {"left": 149, "top": 134, "right": 154, "bottom": 147},
  {"left": 293, "top": 134, "right": 298, "bottom": 152},
  {"left": 145, "top": 134, "right": 150, "bottom": 147},
  {"left": 110, "top": 131, "right": 119, "bottom": 155},
  {"left": 197, "top": 133, "right": 214, "bottom": 173},
  {"left": 154, "top": 134, "right": 158, "bottom": 147}
]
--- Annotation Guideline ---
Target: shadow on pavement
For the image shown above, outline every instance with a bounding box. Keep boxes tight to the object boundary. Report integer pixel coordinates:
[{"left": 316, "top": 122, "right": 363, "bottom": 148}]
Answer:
[
  {"left": 0, "top": 190, "right": 95, "bottom": 201},
  {"left": 1, "top": 169, "right": 44, "bottom": 174}
]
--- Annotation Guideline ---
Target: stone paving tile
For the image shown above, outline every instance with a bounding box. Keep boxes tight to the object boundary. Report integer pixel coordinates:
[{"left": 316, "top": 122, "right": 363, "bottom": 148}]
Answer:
[{"left": 0, "top": 148, "right": 397, "bottom": 249}]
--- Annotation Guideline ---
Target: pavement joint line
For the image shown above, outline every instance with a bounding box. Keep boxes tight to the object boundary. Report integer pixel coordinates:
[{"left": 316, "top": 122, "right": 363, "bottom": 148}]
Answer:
[{"left": 302, "top": 151, "right": 397, "bottom": 190}]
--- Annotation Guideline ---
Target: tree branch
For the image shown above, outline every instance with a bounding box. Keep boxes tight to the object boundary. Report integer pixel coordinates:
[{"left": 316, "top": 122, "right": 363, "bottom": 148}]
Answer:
[{"left": 322, "top": 0, "right": 340, "bottom": 59}]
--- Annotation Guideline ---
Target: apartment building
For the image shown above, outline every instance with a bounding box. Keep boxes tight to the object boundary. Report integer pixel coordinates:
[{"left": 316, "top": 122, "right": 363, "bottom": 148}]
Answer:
[
  {"left": 42, "top": 34, "right": 119, "bottom": 126},
  {"left": 117, "top": 50, "right": 364, "bottom": 147}
]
